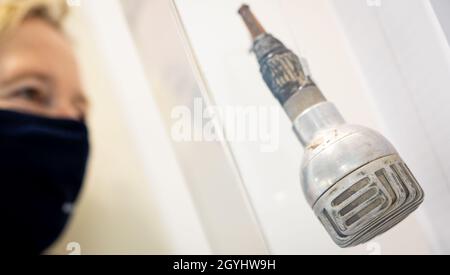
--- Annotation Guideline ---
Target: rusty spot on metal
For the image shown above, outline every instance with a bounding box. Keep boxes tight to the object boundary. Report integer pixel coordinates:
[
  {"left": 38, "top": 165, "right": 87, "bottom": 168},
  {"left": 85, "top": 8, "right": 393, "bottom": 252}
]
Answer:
[
  {"left": 308, "top": 138, "right": 324, "bottom": 150},
  {"left": 309, "top": 143, "right": 320, "bottom": 150}
]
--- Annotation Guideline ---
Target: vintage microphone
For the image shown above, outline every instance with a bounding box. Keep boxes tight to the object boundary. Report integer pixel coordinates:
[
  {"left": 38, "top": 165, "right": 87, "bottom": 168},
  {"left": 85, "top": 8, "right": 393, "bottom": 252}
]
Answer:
[{"left": 239, "top": 4, "right": 424, "bottom": 247}]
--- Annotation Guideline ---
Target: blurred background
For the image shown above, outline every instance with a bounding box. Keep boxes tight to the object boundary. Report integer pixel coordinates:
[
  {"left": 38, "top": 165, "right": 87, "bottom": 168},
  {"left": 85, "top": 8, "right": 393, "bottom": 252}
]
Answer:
[{"left": 49, "top": 0, "right": 450, "bottom": 254}]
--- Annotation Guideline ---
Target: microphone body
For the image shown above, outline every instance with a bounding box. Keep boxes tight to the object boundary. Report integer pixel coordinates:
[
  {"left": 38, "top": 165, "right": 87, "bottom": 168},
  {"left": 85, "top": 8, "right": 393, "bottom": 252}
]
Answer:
[{"left": 239, "top": 5, "right": 425, "bottom": 247}]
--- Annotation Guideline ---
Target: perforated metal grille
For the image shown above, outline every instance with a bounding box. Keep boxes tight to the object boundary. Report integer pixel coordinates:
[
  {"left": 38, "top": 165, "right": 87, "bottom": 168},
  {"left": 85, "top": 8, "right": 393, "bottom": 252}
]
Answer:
[{"left": 314, "top": 155, "right": 424, "bottom": 247}]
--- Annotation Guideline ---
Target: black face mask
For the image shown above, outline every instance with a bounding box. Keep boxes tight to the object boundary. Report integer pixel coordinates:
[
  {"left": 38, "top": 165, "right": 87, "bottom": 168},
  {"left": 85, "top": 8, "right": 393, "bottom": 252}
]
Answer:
[{"left": 0, "top": 110, "right": 90, "bottom": 254}]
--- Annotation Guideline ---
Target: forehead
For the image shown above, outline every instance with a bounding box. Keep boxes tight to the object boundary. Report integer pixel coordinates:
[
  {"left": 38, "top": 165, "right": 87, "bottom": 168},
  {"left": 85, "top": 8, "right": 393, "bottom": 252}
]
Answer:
[{"left": 0, "top": 17, "right": 79, "bottom": 85}]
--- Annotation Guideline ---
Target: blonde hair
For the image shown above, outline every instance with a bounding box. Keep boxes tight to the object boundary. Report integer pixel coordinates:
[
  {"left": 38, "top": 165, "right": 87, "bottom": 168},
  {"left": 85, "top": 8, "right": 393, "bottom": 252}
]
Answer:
[{"left": 0, "top": 0, "right": 67, "bottom": 36}]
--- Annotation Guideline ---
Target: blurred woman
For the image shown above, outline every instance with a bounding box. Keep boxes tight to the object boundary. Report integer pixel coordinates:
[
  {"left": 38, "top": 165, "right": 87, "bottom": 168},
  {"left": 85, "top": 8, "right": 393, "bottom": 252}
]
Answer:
[{"left": 0, "top": 0, "right": 89, "bottom": 254}]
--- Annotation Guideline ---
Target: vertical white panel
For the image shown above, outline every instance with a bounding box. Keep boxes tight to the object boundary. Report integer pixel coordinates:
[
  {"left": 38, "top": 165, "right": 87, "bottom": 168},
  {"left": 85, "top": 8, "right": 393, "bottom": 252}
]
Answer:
[
  {"left": 121, "top": 0, "right": 268, "bottom": 254},
  {"left": 78, "top": 0, "right": 210, "bottom": 254}
]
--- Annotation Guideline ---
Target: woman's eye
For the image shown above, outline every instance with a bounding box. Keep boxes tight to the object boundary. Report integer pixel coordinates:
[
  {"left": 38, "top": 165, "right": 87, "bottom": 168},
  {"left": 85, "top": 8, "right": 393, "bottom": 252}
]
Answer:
[{"left": 13, "top": 86, "right": 49, "bottom": 105}]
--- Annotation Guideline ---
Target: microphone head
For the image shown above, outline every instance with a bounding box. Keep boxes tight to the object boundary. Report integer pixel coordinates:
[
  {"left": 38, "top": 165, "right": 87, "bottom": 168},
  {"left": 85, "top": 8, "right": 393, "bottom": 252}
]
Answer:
[{"left": 298, "top": 104, "right": 424, "bottom": 247}]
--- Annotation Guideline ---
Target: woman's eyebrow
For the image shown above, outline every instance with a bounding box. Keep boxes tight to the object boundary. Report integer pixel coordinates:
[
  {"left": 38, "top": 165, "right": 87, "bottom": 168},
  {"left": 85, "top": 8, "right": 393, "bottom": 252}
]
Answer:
[{"left": 0, "top": 71, "right": 53, "bottom": 87}]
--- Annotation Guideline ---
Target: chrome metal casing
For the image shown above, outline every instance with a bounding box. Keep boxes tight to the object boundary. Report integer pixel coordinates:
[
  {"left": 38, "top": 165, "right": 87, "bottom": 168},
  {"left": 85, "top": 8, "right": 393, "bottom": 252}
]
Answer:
[{"left": 293, "top": 102, "right": 425, "bottom": 247}]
